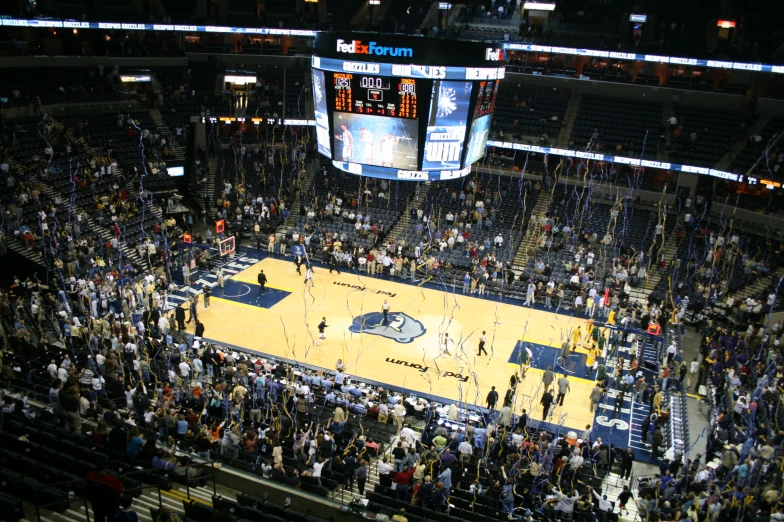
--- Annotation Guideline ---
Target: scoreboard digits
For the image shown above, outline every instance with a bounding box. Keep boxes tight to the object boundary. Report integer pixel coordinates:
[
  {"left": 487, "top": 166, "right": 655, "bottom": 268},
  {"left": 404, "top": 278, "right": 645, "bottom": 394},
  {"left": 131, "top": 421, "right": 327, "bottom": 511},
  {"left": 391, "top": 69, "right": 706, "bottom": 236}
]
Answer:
[
  {"left": 334, "top": 73, "right": 353, "bottom": 112},
  {"left": 473, "top": 79, "right": 499, "bottom": 118},
  {"left": 398, "top": 79, "right": 417, "bottom": 119},
  {"left": 330, "top": 72, "right": 419, "bottom": 119}
]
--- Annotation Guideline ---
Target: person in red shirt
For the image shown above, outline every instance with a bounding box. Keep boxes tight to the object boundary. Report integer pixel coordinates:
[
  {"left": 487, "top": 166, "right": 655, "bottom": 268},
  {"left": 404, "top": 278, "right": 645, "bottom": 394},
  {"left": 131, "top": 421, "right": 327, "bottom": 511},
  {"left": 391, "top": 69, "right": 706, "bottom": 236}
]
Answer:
[
  {"left": 393, "top": 463, "right": 416, "bottom": 502},
  {"left": 186, "top": 408, "right": 199, "bottom": 430},
  {"left": 86, "top": 461, "right": 125, "bottom": 522}
]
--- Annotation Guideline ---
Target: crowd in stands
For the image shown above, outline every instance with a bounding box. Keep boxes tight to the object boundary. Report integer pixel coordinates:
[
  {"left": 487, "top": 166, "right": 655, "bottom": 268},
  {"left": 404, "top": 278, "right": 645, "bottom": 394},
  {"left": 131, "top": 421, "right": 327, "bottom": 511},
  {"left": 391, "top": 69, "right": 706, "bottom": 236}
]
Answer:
[{"left": 2, "top": 34, "right": 784, "bottom": 522}]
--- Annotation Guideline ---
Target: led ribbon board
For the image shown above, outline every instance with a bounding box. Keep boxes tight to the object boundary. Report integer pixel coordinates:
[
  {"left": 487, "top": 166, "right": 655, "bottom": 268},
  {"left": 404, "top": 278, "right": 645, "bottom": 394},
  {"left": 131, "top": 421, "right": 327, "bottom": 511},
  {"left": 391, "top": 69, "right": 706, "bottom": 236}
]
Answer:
[
  {"left": 0, "top": 18, "right": 317, "bottom": 35},
  {"left": 486, "top": 140, "right": 744, "bottom": 182},
  {"left": 502, "top": 43, "right": 784, "bottom": 73}
]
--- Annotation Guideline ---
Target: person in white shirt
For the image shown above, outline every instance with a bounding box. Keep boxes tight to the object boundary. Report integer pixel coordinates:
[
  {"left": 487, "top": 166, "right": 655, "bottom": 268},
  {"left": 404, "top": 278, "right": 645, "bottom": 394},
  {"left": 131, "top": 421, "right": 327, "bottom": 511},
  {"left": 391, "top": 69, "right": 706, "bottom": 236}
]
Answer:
[
  {"left": 442, "top": 333, "right": 453, "bottom": 355},
  {"left": 688, "top": 358, "right": 700, "bottom": 390},
  {"left": 47, "top": 360, "right": 58, "bottom": 379},
  {"left": 400, "top": 426, "right": 417, "bottom": 446},
  {"left": 179, "top": 360, "right": 191, "bottom": 382},
  {"left": 57, "top": 364, "right": 69, "bottom": 382},
  {"left": 378, "top": 457, "right": 394, "bottom": 477},
  {"left": 666, "top": 343, "right": 677, "bottom": 364},
  {"left": 591, "top": 488, "right": 614, "bottom": 514},
  {"left": 448, "top": 402, "right": 459, "bottom": 421},
  {"left": 458, "top": 440, "right": 473, "bottom": 462},
  {"left": 393, "top": 399, "right": 406, "bottom": 433},
  {"left": 158, "top": 315, "right": 169, "bottom": 335},
  {"left": 312, "top": 457, "right": 326, "bottom": 486}
]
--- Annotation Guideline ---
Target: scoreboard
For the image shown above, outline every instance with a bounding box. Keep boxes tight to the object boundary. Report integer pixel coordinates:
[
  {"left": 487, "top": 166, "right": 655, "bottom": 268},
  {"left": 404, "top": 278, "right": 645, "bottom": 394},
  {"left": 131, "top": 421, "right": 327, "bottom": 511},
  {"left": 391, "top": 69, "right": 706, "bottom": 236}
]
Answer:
[
  {"left": 312, "top": 32, "right": 505, "bottom": 181},
  {"left": 332, "top": 74, "right": 418, "bottom": 118}
]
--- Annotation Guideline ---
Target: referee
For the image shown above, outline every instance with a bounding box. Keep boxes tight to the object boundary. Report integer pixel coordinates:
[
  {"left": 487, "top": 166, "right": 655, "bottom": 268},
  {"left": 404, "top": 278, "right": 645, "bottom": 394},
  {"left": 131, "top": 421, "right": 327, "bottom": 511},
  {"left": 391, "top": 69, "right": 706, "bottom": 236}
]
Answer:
[
  {"left": 382, "top": 300, "right": 390, "bottom": 324},
  {"left": 257, "top": 269, "right": 268, "bottom": 295},
  {"left": 477, "top": 331, "right": 487, "bottom": 356}
]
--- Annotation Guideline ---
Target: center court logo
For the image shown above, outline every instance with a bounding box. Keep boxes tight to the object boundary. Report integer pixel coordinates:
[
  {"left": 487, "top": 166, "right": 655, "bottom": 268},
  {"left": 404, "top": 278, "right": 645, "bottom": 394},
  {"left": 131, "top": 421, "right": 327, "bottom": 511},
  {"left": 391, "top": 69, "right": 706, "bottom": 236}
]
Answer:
[
  {"left": 349, "top": 312, "right": 425, "bottom": 343},
  {"left": 336, "top": 39, "right": 414, "bottom": 58}
]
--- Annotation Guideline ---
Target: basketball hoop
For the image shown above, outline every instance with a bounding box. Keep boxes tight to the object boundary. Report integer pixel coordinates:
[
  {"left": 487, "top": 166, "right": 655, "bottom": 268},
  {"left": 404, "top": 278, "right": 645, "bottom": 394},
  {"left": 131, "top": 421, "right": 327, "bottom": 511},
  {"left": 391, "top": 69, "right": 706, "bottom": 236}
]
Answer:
[{"left": 219, "top": 236, "right": 236, "bottom": 257}]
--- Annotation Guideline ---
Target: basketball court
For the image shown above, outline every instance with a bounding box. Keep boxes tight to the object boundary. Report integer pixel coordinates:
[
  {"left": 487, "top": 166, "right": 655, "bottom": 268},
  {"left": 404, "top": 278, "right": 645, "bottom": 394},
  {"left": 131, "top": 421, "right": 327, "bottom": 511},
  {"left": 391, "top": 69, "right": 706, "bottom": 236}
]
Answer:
[{"left": 187, "top": 248, "right": 607, "bottom": 433}]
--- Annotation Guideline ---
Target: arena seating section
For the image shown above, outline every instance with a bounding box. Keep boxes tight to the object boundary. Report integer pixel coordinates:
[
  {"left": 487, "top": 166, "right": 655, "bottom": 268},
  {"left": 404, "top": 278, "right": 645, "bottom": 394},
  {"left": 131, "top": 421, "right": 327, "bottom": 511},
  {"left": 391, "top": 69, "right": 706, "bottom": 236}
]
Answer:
[
  {"left": 570, "top": 96, "right": 663, "bottom": 157},
  {"left": 492, "top": 84, "right": 570, "bottom": 139},
  {"left": 399, "top": 176, "right": 533, "bottom": 271},
  {"left": 0, "top": 67, "right": 117, "bottom": 108},
  {"left": 0, "top": 50, "right": 779, "bottom": 522},
  {"left": 669, "top": 105, "right": 752, "bottom": 168},
  {"left": 291, "top": 170, "right": 416, "bottom": 251},
  {"left": 731, "top": 116, "right": 784, "bottom": 173}
]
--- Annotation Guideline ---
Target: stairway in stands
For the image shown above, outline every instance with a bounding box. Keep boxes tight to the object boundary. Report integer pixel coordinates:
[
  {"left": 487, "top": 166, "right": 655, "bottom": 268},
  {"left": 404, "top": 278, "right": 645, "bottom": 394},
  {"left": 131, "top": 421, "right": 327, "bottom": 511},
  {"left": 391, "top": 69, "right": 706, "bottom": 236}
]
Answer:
[
  {"left": 205, "top": 155, "right": 218, "bottom": 209},
  {"left": 510, "top": 193, "right": 550, "bottom": 272},
  {"left": 657, "top": 100, "right": 673, "bottom": 162},
  {"left": 630, "top": 231, "right": 678, "bottom": 304},
  {"left": 555, "top": 93, "right": 582, "bottom": 148},
  {"left": 24, "top": 484, "right": 221, "bottom": 522},
  {"left": 284, "top": 159, "right": 318, "bottom": 229},
  {"left": 385, "top": 184, "right": 425, "bottom": 243},
  {"left": 149, "top": 108, "right": 186, "bottom": 162},
  {"left": 2, "top": 125, "right": 50, "bottom": 268},
  {"left": 74, "top": 143, "right": 146, "bottom": 267},
  {"left": 715, "top": 113, "right": 773, "bottom": 170},
  {"left": 735, "top": 266, "right": 781, "bottom": 300}
]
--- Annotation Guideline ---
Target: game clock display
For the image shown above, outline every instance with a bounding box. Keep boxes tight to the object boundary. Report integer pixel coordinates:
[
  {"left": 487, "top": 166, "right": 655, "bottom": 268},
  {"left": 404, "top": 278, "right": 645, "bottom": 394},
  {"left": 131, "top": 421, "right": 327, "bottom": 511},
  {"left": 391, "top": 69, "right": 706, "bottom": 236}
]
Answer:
[{"left": 333, "top": 73, "right": 419, "bottom": 119}]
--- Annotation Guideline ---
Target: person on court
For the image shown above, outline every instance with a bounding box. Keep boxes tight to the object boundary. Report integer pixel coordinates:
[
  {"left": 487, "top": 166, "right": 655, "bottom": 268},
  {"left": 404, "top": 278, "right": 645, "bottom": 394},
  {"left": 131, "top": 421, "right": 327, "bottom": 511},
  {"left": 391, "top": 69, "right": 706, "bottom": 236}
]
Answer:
[
  {"left": 561, "top": 339, "right": 571, "bottom": 363},
  {"left": 316, "top": 317, "right": 328, "bottom": 345},
  {"left": 304, "top": 264, "right": 314, "bottom": 286},
  {"left": 556, "top": 374, "right": 570, "bottom": 406},
  {"left": 257, "top": 269, "right": 268, "bottom": 296},
  {"left": 379, "top": 132, "right": 401, "bottom": 167},
  {"left": 477, "top": 331, "right": 487, "bottom": 356},
  {"left": 442, "top": 333, "right": 453, "bottom": 356},
  {"left": 294, "top": 254, "right": 303, "bottom": 275},
  {"left": 382, "top": 300, "right": 390, "bottom": 325},
  {"left": 571, "top": 326, "right": 581, "bottom": 349},
  {"left": 335, "top": 123, "right": 354, "bottom": 162},
  {"left": 519, "top": 343, "right": 532, "bottom": 377},
  {"left": 329, "top": 251, "right": 341, "bottom": 274},
  {"left": 216, "top": 267, "right": 225, "bottom": 290},
  {"left": 540, "top": 388, "right": 554, "bottom": 420}
]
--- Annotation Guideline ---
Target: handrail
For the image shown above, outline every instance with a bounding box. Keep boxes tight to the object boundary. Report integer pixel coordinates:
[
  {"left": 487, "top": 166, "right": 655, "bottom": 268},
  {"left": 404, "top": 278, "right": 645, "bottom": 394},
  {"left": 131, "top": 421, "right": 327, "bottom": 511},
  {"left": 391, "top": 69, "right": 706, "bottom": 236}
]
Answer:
[
  {"left": 630, "top": 472, "right": 659, "bottom": 493},
  {"left": 27, "top": 460, "right": 222, "bottom": 522},
  {"left": 745, "top": 131, "right": 784, "bottom": 182}
]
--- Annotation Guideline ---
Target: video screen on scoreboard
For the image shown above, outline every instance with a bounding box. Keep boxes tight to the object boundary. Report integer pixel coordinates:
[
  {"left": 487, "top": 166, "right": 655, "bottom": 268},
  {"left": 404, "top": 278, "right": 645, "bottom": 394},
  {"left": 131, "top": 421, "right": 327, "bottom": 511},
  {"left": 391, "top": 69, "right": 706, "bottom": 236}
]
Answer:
[
  {"left": 332, "top": 112, "right": 419, "bottom": 170},
  {"left": 312, "top": 69, "right": 331, "bottom": 156},
  {"left": 422, "top": 80, "right": 473, "bottom": 171},
  {"left": 473, "top": 79, "right": 500, "bottom": 118},
  {"left": 465, "top": 114, "right": 492, "bottom": 165},
  {"left": 332, "top": 73, "right": 420, "bottom": 119}
]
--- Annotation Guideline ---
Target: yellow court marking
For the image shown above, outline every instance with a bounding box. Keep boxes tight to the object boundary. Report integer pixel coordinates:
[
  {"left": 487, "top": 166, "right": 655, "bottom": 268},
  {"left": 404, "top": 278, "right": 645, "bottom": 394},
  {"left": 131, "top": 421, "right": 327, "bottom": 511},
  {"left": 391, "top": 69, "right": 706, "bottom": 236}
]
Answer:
[
  {"left": 162, "top": 488, "right": 212, "bottom": 506},
  {"left": 210, "top": 296, "right": 268, "bottom": 312},
  {"left": 505, "top": 363, "right": 599, "bottom": 385}
]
